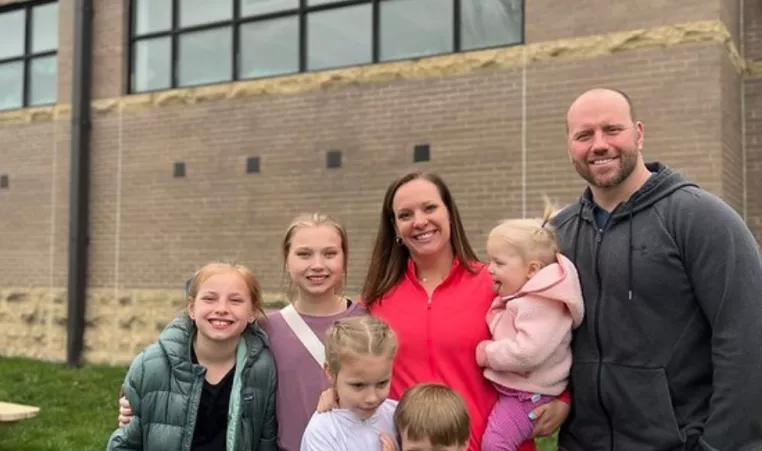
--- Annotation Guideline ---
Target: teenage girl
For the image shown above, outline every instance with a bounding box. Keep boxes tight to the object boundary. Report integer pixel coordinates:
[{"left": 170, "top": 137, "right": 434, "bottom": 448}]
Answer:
[
  {"left": 107, "top": 261, "right": 277, "bottom": 451},
  {"left": 300, "top": 315, "right": 400, "bottom": 451},
  {"left": 262, "top": 213, "right": 367, "bottom": 450}
]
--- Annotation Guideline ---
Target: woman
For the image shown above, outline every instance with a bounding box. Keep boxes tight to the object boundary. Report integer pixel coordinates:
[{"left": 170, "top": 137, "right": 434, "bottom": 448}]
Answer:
[{"left": 361, "top": 171, "right": 570, "bottom": 451}]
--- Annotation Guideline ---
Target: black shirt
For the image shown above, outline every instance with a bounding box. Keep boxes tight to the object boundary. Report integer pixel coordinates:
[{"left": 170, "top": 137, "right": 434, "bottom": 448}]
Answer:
[{"left": 190, "top": 345, "right": 236, "bottom": 451}]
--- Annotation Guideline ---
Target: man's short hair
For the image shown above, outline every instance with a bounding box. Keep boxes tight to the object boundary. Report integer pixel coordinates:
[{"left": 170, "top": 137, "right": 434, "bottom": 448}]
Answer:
[
  {"left": 394, "top": 383, "right": 470, "bottom": 447},
  {"left": 565, "top": 87, "right": 637, "bottom": 132}
]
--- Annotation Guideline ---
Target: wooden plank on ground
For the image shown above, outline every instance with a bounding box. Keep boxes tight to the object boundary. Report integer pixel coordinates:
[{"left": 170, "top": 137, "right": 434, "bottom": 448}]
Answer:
[{"left": 0, "top": 402, "right": 40, "bottom": 423}]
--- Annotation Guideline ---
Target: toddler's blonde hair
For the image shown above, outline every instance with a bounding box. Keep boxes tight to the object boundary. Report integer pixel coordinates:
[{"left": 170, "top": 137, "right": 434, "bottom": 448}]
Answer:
[{"left": 488, "top": 196, "right": 559, "bottom": 266}]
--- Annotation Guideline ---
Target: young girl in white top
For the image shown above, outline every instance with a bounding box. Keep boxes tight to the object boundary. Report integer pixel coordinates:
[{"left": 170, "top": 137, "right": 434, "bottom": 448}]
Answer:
[{"left": 300, "top": 315, "right": 400, "bottom": 451}]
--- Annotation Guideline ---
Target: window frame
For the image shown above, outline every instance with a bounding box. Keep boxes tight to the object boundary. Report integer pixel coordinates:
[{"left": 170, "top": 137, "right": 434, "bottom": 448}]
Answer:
[
  {"left": 0, "top": 0, "right": 58, "bottom": 110},
  {"left": 127, "top": 0, "right": 525, "bottom": 94}
]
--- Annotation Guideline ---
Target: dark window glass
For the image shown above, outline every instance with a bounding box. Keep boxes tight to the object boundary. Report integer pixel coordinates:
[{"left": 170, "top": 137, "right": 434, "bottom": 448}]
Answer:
[
  {"left": 461, "top": 0, "right": 523, "bottom": 51},
  {"left": 179, "top": 0, "right": 233, "bottom": 27},
  {"left": 132, "top": 37, "right": 172, "bottom": 92},
  {"left": 240, "top": 0, "right": 297, "bottom": 16},
  {"left": 133, "top": 0, "right": 172, "bottom": 35},
  {"left": 0, "top": 62, "right": 24, "bottom": 111},
  {"left": 0, "top": 10, "right": 26, "bottom": 60},
  {"left": 31, "top": 3, "right": 58, "bottom": 53},
  {"left": 239, "top": 17, "right": 299, "bottom": 79},
  {"left": 127, "top": 0, "right": 525, "bottom": 93},
  {"left": 29, "top": 55, "right": 57, "bottom": 106},
  {"left": 178, "top": 28, "right": 233, "bottom": 86},
  {"left": 307, "top": 4, "right": 372, "bottom": 71},
  {"left": 380, "top": 0, "right": 453, "bottom": 61},
  {"left": 0, "top": 2, "right": 59, "bottom": 110}
]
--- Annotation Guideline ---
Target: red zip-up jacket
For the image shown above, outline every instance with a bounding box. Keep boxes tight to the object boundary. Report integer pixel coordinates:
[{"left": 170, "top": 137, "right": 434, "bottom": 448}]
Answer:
[{"left": 368, "top": 258, "right": 569, "bottom": 451}]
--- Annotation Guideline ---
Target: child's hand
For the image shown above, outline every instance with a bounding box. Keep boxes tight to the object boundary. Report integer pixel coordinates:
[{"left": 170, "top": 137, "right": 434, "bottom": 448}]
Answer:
[
  {"left": 316, "top": 387, "right": 338, "bottom": 413},
  {"left": 475, "top": 340, "right": 491, "bottom": 367},
  {"left": 118, "top": 396, "right": 133, "bottom": 427},
  {"left": 379, "top": 432, "right": 396, "bottom": 451}
]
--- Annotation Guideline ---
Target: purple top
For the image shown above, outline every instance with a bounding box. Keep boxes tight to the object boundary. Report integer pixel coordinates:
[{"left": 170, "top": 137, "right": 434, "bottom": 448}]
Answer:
[{"left": 260, "top": 300, "right": 367, "bottom": 451}]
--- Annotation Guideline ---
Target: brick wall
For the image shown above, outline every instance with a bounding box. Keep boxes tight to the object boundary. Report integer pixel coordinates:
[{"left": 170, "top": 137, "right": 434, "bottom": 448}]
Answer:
[
  {"left": 745, "top": 77, "right": 762, "bottom": 240},
  {"left": 744, "top": 0, "right": 762, "bottom": 60},
  {"left": 526, "top": 0, "right": 730, "bottom": 42},
  {"left": 744, "top": 0, "right": 762, "bottom": 241},
  {"left": 0, "top": 0, "right": 756, "bottom": 363}
]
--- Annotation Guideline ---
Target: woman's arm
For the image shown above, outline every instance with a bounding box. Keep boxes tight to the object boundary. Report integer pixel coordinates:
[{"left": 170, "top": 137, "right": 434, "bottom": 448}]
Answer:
[{"left": 106, "top": 352, "right": 147, "bottom": 450}]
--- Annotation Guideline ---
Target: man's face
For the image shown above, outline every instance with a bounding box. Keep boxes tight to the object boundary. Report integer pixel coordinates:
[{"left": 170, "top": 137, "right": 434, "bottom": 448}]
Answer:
[{"left": 566, "top": 90, "right": 644, "bottom": 189}]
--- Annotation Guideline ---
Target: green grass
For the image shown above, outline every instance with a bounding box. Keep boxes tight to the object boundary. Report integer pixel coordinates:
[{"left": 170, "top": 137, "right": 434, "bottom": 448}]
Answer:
[
  {"left": 536, "top": 434, "right": 558, "bottom": 451},
  {"left": 0, "top": 357, "right": 127, "bottom": 451},
  {"left": 0, "top": 356, "right": 558, "bottom": 450}
]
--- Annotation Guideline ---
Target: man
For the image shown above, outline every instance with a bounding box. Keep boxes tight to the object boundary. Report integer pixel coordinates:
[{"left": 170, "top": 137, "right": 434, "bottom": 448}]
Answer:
[{"left": 550, "top": 88, "right": 762, "bottom": 450}]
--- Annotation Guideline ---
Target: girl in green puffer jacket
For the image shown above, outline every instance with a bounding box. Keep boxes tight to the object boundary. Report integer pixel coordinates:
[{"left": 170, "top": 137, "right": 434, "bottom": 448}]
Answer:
[{"left": 106, "top": 261, "right": 278, "bottom": 451}]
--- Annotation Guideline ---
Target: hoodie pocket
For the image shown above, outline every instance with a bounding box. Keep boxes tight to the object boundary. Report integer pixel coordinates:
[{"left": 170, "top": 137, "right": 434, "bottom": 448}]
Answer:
[{"left": 601, "top": 365, "right": 684, "bottom": 449}]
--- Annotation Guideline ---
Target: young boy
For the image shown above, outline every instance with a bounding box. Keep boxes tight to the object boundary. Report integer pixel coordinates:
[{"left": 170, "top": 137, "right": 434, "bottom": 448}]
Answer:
[{"left": 381, "top": 383, "right": 471, "bottom": 451}]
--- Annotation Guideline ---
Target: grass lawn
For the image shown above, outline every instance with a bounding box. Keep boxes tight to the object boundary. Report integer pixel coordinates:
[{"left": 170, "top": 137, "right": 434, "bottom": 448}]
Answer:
[
  {"left": 0, "top": 357, "right": 126, "bottom": 451},
  {"left": 0, "top": 356, "right": 558, "bottom": 450}
]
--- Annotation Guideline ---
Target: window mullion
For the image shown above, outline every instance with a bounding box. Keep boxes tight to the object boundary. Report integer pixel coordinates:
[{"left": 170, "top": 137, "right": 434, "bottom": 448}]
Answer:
[
  {"left": 453, "top": 0, "right": 461, "bottom": 52},
  {"left": 171, "top": 0, "right": 180, "bottom": 88},
  {"left": 23, "top": 4, "right": 32, "bottom": 107},
  {"left": 232, "top": 0, "right": 239, "bottom": 81}
]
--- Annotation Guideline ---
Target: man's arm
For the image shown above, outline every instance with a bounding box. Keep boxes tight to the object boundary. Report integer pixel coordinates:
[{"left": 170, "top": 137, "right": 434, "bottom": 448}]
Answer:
[
  {"left": 106, "top": 352, "right": 147, "bottom": 450},
  {"left": 674, "top": 191, "right": 762, "bottom": 450}
]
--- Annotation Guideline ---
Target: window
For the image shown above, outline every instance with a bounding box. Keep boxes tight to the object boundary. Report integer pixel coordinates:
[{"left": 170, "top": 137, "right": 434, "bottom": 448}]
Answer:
[
  {"left": 128, "top": 0, "right": 523, "bottom": 94},
  {"left": 0, "top": 1, "right": 58, "bottom": 111}
]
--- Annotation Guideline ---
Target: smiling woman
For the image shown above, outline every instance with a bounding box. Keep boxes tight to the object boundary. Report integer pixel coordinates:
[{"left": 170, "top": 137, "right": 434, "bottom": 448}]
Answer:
[{"left": 362, "top": 171, "right": 569, "bottom": 451}]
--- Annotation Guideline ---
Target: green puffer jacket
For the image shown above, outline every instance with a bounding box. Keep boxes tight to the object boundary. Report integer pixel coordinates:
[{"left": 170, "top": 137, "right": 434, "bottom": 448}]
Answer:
[{"left": 106, "top": 314, "right": 278, "bottom": 451}]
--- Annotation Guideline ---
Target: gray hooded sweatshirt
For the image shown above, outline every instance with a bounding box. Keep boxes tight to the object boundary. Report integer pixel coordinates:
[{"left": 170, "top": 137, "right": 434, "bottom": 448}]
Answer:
[{"left": 551, "top": 162, "right": 762, "bottom": 451}]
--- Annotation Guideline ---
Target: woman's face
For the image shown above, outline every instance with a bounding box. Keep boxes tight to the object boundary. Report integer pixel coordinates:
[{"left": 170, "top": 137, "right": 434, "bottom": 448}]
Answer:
[{"left": 391, "top": 178, "right": 452, "bottom": 260}]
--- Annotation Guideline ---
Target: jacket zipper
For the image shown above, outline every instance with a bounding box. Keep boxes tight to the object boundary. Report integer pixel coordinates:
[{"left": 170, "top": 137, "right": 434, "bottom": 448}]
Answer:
[
  {"left": 426, "top": 295, "right": 435, "bottom": 379},
  {"left": 182, "top": 371, "right": 204, "bottom": 451},
  {"left": 593, "top": 212, "right": 616, "bottom": 450}
]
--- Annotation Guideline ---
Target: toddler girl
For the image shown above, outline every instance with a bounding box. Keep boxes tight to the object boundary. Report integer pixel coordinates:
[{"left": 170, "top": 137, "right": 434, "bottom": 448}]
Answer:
[
  {"left": 107, "top": 261, "right": 277, "bottom": 451},
  {"left": 477, "top": 203, "right": 584, "bottom": 451},
  {"left": 300, "top": 315, "right": 400, "bottom": 451}
]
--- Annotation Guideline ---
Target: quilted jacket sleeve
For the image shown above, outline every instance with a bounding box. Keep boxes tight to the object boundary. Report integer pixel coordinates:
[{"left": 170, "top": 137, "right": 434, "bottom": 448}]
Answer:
[
  {"left": 258, "top": 355, "right": 278, "bottom": 451},
  {"left": 106, "top": 352, "right": 147, "bottom": 450}
]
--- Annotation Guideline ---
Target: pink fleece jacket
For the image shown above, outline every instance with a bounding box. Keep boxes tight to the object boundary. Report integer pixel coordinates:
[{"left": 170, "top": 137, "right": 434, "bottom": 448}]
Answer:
[{"left": 475, "top": 253, "right": 584, "bottom": 396}]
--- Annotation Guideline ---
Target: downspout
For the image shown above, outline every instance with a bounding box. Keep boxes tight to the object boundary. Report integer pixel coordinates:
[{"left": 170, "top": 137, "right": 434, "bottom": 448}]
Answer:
[
  {"left": 740, "top": 0, "right": 747, "bottom": 220},
  {"left": 66, "top": 0, "right": 94, "bottom": 367}
]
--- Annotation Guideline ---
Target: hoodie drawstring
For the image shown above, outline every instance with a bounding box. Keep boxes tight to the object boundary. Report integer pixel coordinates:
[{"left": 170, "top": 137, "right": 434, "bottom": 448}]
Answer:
[{"left": 571, "top": 201, "right": 584, "bottom": 265}]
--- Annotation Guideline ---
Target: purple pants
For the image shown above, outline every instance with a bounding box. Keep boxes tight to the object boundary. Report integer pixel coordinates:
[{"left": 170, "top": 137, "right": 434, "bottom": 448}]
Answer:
[{"left": 482, "top": 386, "right": 555, "bottom": 451}]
